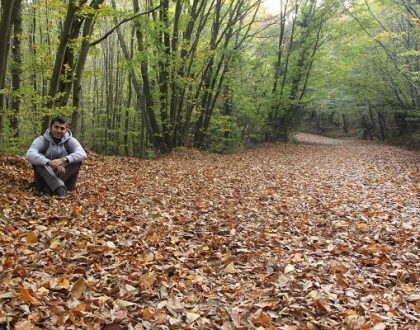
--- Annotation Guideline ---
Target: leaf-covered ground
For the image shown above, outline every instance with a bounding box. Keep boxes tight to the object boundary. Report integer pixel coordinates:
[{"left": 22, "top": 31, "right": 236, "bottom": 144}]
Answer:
[{"left": 0, "top": 133, "right": 419, "bottom": 329}]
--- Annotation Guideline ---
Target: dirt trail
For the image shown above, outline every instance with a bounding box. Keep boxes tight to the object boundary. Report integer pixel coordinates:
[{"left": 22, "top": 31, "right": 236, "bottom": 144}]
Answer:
[
  {"left": 0, "top": 136, "right": 419, "bottom": 328},
  {"left": 296, "top": 132, "right": 354, "bottom": 144}
]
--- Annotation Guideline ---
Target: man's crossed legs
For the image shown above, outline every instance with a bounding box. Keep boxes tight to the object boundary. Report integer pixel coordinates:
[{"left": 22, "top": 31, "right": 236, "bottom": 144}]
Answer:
[{"left": 33, "top": 163, "right": 81, "bottom": 196}]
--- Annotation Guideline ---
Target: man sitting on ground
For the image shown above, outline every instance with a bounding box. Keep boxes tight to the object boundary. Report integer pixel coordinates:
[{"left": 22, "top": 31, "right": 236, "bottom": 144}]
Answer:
[{"left": 26, "top": 116, "right": 87, "bottom": 197}]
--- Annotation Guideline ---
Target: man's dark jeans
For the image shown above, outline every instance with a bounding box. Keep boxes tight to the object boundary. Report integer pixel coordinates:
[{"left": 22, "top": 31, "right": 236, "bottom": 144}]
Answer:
[{"left": 33, "top": 162, "right": 81, "bottom": 193}]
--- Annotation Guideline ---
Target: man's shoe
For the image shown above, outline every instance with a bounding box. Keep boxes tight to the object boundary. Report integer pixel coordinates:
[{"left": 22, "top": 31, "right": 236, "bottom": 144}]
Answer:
[
  {"left": 34, "top": 185, "right": 51, "bottom": 196},
  {"left": 54, "top": 186, "right": 68, "bottom": 197}
]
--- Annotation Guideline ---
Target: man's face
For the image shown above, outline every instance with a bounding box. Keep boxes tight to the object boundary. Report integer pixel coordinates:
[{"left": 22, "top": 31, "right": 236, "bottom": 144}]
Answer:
[{"left": 50, "top": 122, "right": 67, "bottom": 140}]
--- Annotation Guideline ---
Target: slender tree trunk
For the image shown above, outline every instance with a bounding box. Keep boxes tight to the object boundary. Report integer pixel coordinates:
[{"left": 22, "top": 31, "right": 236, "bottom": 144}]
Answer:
[
  {"left": 124, "top": 77, "right": 132, "bottom": 156},
  {"left": 168, "top": 0, "right": 183, "bottom": 146},
  {"left": 376, "top": 109, "right": 387, "bottom": 140},
  {"left": 43, "top": 0, "right": 87, "bottom": 131},
  {"left": 133, "top": 0, "right": 167, "bottom": 152},
  {"left": 272, "top": 0, "right": 288, "bottom": 94},
  {"left": 157, "top": 0, "right": 171, "bottom": 148},
  {"left": 10, "top": 0, "right": 22, "bottom": 136},
  {"left": 342, "top": 113, "right": 349, "bottom": 133},
  {"left": 72, "top": 0, "right": 105, "bottom": 136}
]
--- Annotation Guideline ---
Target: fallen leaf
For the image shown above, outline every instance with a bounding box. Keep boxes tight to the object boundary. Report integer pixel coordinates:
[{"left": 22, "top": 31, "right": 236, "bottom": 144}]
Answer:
[
  {"left": 49, "top": 239, "right": 61, "bottom": 249},
  {"left": 71, "top": 207, "right": 81, "bottom": 217},
  {"left": 186, "top": 312, "right": 200, "bottom": 324},
  {"left": 20, "top": 287, "right": 39, "bottom": 305},
  {"left": 106, "top": 241, "right": 116, "bottom": 249},
  {"left": 253, "top": 311, "right": 273, "bottom": 326},
  {"left": 143, "top": 308, "right": 154, "bottom": 320},
  {"left": 357, "top": 223, "right": 369, "bottom": 231},
  {"left": 284, "top": 264, "right": 295, "bottom": 274},
  {"left": 15, "top": 320, "right": 42, "bottom": 330},
  {"left": 314, "top": 299, "right": 330, "bottom": 315},
  {"left": 140, "top": 272, "right": 156, "bottom": 289},
  {"left": 71, "top": 277, "right": 86, "bottom": 300},
  {"left": 149, "top": 232, "right": 160, "bottom": 243},
  {"left": 26, "top": 231, "right": 38, "bottom": 244},
  {"left": 224, "top": 262, "right": 238, "bottom": 274},
  {"left": 115, "top": 299, "right": 136, "bottom": 308}
]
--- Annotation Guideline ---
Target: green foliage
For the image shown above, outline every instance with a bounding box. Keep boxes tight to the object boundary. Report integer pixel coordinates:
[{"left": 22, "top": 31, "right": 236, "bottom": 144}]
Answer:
[
  {"left": 1, "top": 0, "right": 417, "bottom": 155},
  {"left": 204, "top": 110, "right": 242, "bottom": 154}
]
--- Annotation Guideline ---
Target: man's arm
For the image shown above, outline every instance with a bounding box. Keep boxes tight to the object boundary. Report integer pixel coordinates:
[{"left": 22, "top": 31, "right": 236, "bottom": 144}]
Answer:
[
  {"left": 65, "top": 138, "right": 87, "bottom": 163},
  {"left": 25, "top": 137, "right": 50, "bottom": 166}
]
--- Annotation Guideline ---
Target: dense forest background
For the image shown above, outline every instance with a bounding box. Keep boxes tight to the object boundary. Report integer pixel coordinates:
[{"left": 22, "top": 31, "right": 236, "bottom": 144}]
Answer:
[{"left": 0, "top": 0, "right": 418, "bottom": 156}]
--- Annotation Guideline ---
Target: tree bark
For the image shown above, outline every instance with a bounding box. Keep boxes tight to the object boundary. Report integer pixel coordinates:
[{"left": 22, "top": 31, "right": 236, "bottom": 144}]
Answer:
[
  {"left": 43, "top": 0, "right": 85, "bottom": 131},
  {"left": 72, "top": 0, "right": 105, "bottom": 137},
  {"left": 0, "top": 0, "right": 17, "bottom": 143},
  {"left": 10, "top": 0, "right": 22, "bottom": 136}
]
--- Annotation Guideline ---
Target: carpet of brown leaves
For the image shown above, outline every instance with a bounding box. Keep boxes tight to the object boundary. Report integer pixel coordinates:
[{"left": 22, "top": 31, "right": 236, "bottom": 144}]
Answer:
[{"left": 0, "top": 134, "right": 419, "bottom": 329}]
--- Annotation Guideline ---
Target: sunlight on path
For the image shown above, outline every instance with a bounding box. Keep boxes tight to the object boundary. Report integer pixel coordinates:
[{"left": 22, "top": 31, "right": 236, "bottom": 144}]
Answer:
[{"left": 296, "top": 132, "right": 352, "bottom": 145}]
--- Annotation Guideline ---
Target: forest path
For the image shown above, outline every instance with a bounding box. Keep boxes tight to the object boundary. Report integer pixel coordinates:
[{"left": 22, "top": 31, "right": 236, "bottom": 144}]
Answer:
[
  {"left": 0, "top": 138, "right": 419, "bottom": 328},
  {"left": 296, "top": 132, "right": 354, "bottom": 144}
]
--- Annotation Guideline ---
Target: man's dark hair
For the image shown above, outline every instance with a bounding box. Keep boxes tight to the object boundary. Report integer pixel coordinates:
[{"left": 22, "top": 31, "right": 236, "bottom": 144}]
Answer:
[{"left": 50, "top": 116, "right": 67, "bottom": 127}]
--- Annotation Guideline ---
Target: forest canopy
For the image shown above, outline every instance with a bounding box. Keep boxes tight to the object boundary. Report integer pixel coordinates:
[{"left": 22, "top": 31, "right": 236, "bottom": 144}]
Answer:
[{"left": 0, "top": 0, "right": 419, "bottom": 156}]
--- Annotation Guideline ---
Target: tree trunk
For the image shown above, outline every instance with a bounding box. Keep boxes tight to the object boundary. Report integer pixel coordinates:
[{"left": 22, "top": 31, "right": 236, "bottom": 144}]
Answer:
[
  {"left": 10, "top": 0, "right": 22, "bottom": 136},
  {"left": 157, "top": 0, "right": 171, "bottom": 148},
  {"left": 72, "top": 0, "right": 105, "bottom": 137},
  {"left": 376, "top": 109, "right": 387, "bottom": 140},
  {"left": 0, "top": 0, "right": 17, "bottom": 143},
  {"left": 342, "top": 113, "right": 349, "bottom": 133},
  {"left": 43, "top": 0, "right": 86, "bottom": 131}
]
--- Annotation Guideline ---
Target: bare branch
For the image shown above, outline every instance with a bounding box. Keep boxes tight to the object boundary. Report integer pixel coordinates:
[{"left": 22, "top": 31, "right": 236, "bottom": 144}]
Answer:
[{"left": 89, "top": 5, "right": 161, "bottom": 48}]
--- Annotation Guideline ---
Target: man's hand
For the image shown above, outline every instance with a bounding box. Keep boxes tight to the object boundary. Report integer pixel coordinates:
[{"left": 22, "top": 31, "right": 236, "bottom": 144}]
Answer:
[
  {"left": 56, "top": 165, "right": 65, "bottom": 175},
  {"left": 48, "top": 158, "right": 65, "bottom": 168}
]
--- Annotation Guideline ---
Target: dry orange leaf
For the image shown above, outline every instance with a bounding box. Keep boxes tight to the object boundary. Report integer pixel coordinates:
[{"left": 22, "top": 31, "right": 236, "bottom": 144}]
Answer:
[
  {"left": 142, "top": 308, "right": 154, "bottom": 320},
  {"left": 253, "top": 311, "right": 273, "bottom": 326},
  {"left": 26, "top": 231, "right": 38, "bottom": 244},
  {"left": 370, "top": 313, "right": 385, "bottom": 323},
  {"left": 71, "top": 207, "right": 81, "bottom": 217},
  {"left": 335, "top": 272, "right": 348, "bottom": 289},
  {"left": 20, "top": 287, "right": 39, "bottom": 304},
  {"left": 357, "top": 223, "right": 369, "bottom": 231}
]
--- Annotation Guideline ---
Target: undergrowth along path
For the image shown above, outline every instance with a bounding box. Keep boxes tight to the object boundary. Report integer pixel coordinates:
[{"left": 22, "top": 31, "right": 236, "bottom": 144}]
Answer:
[{"left": 0, "top": 136, "right": 419, "bottom": 329}]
